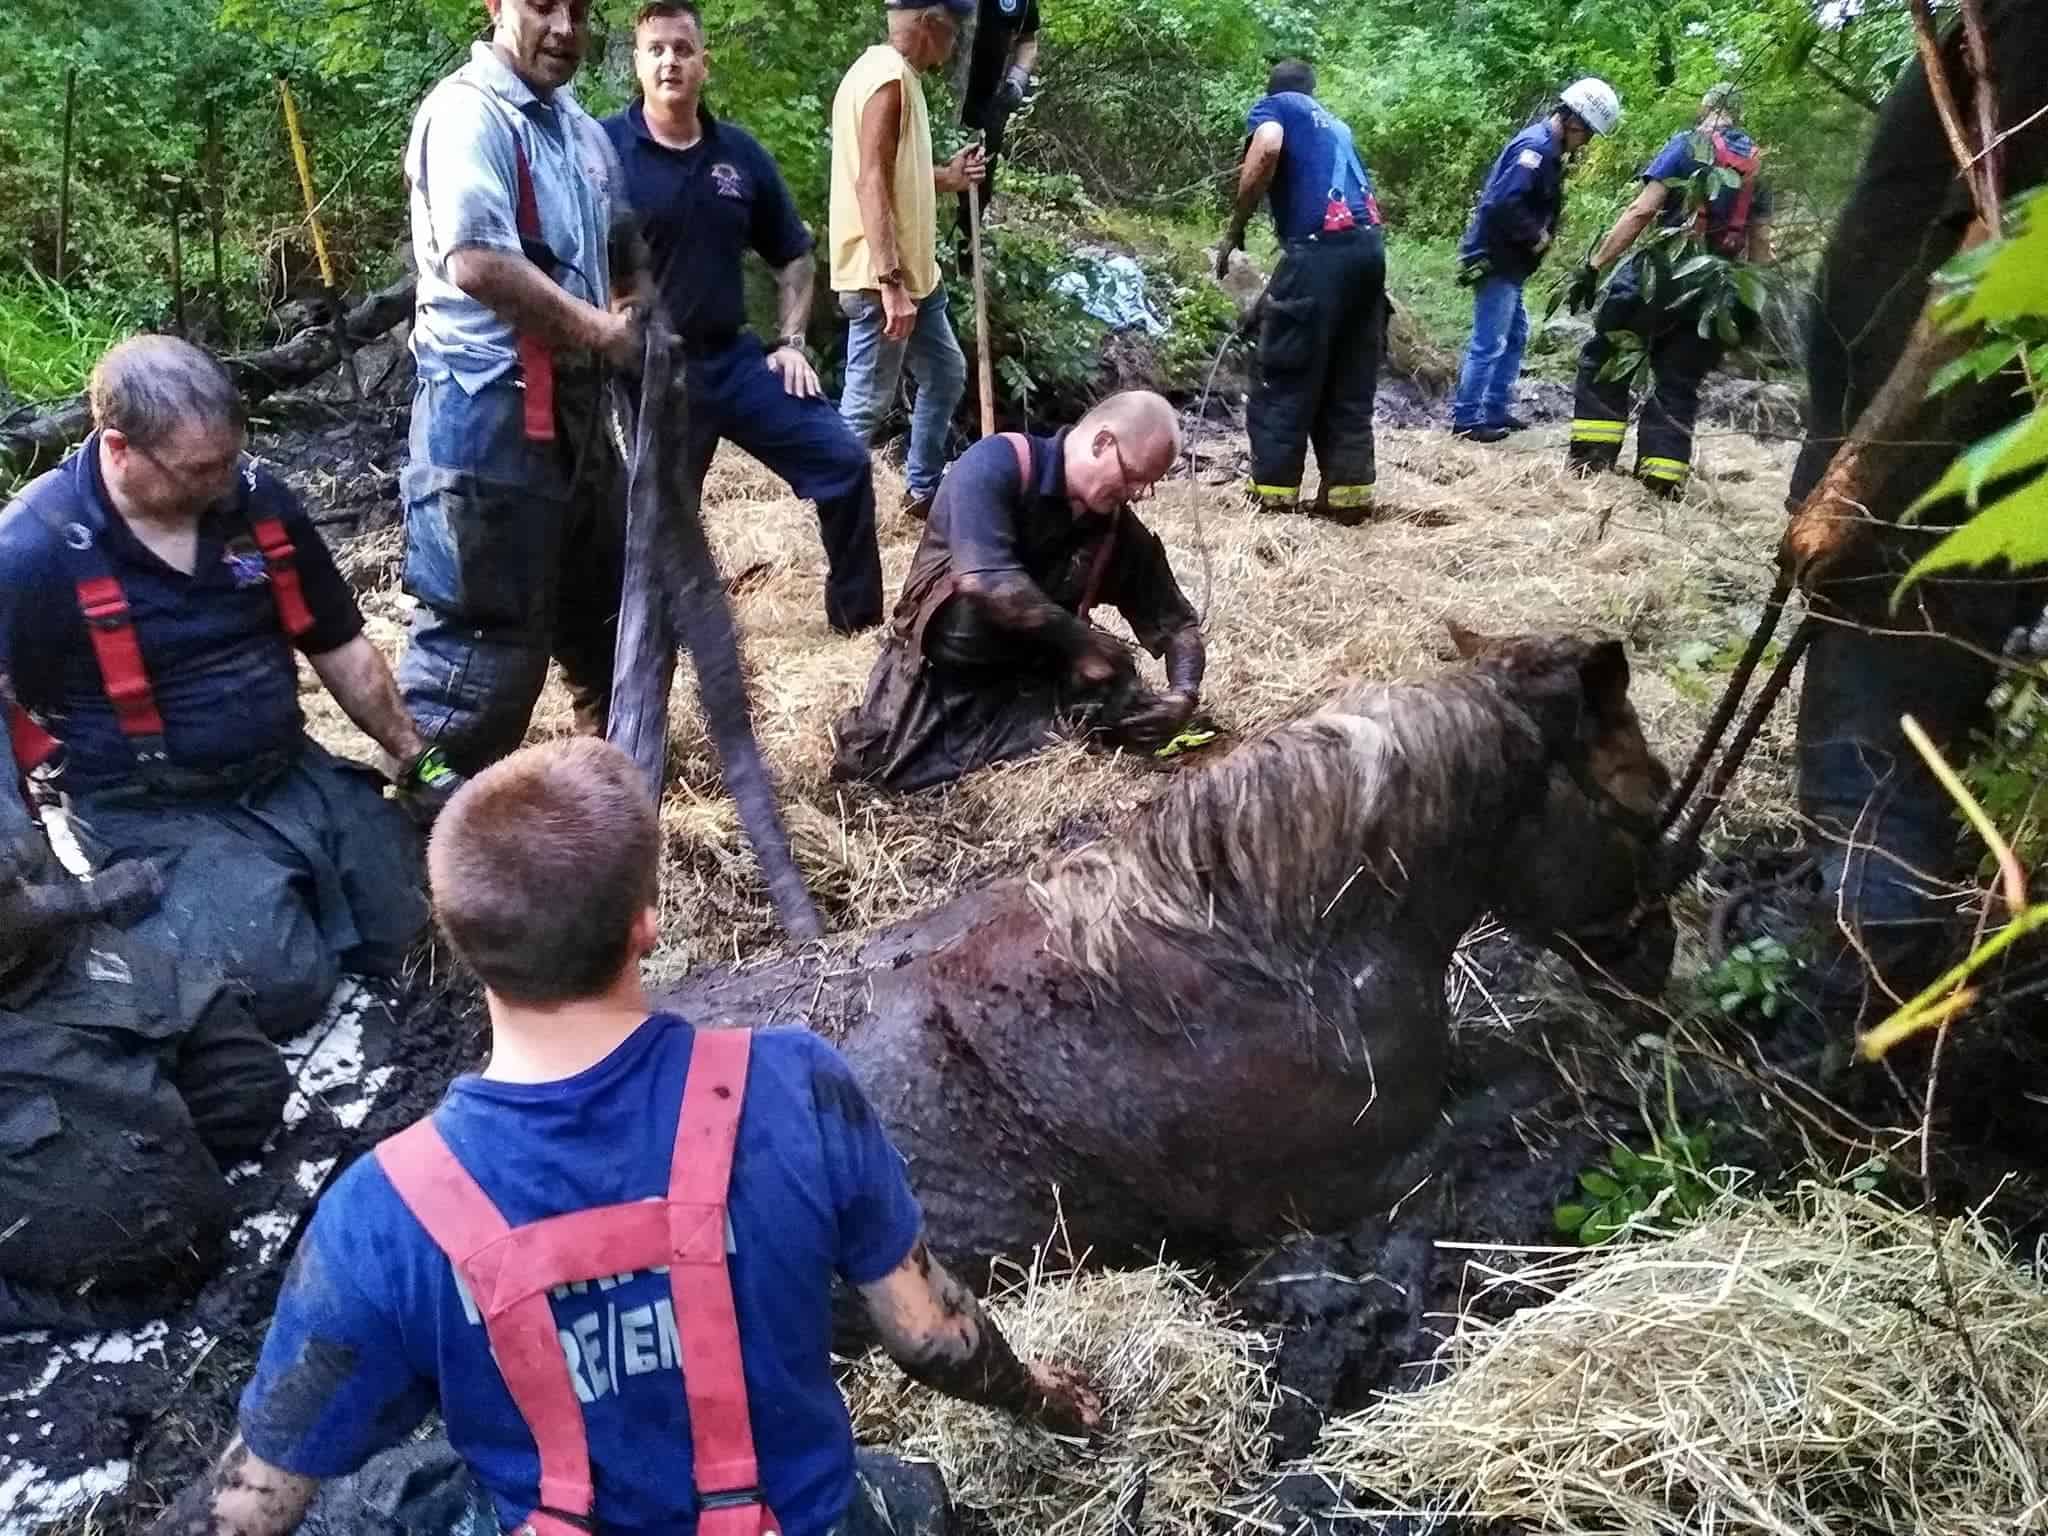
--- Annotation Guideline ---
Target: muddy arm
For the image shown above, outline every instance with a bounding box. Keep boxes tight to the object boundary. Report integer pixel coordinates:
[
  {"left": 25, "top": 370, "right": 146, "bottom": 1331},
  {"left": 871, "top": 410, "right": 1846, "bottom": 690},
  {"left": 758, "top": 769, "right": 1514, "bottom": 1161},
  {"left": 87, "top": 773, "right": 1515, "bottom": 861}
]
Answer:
[
  {"left": 859, "top": 1236, "right": 1104, "bottom": 1436},
  {"left": 147, "top": 1437, "right": 318, "bottom": 1536}
]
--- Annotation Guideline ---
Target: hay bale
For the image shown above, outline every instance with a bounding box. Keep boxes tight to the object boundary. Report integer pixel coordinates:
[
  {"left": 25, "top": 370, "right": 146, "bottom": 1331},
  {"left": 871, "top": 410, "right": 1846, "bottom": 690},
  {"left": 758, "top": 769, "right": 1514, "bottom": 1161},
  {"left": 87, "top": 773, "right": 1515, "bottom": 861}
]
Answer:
[
  {"left": 1310, "top": 1186, "right": 2048, "bottom": 1535},
  {"left": 840, "top": 1257, "right": 1276, "bottom": 1536}
]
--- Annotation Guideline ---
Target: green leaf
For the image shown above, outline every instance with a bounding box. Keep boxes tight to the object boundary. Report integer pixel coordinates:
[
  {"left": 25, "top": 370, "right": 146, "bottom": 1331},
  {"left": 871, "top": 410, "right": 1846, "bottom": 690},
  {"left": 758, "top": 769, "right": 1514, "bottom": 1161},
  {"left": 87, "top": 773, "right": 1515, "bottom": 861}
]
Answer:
[
  {"left": 1900, "top": 467, "right": 2048, "bottom": 594},
  {"left": 1719, "top": 989, "right": 1746, "bottom": 1013},
  {"left": 1904, "top": 408, "right": 2048, "bottom": 518},
  {"left": 1554, "top": 1202, "right": 1589, "bottom": 1233},
  {"left": 1946, "top": 200, "right": 2048, "bottom": 332},
  {"left": 1580, "top": 1170, "right": 1623, "bottom": 1199}
]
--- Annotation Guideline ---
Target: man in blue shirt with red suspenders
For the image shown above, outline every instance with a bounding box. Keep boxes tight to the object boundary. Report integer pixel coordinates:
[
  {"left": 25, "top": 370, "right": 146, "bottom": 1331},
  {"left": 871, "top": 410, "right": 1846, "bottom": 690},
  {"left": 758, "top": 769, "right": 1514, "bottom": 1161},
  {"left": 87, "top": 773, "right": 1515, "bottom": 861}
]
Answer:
[
  {"left": 155, "top": 737, "right": 1102, "bottom": 1536},
  {"left": 1563, "top": 83, "right": 1774, "bottom": 498},
  {"left": 1217, "top": 59, "right": 1387, "bottom": 525}
]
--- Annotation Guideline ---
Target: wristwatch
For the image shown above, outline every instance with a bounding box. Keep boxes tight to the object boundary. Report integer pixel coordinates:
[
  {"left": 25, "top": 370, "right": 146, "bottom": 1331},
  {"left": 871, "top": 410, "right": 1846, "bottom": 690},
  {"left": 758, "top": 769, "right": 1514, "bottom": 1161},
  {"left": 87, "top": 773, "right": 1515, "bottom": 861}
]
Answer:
[
  {"left": 876, "top": 267, "right": 907, "bottom": 288},
  {"left": 780, "top": 335, "right": 812, "bottom": 361}
]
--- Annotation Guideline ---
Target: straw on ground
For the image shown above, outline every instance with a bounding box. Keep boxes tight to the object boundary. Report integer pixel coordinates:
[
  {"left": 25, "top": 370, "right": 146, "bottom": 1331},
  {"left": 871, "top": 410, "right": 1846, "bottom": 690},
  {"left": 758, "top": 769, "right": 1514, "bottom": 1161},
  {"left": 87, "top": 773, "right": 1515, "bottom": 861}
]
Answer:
[{"left": 1309, "top": 1184, "right": 2048, "bottom": 1536}]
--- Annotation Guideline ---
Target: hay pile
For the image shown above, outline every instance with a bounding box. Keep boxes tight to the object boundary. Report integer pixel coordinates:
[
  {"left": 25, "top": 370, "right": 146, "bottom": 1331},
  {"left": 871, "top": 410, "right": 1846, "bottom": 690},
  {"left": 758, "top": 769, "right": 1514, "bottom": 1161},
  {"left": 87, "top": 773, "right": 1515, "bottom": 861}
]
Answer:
[
  {"left": 840, "top": 1256, "right": 1275, "bottom": 1536},
  {"left": 304, "top": 418, "right": 1803, "bottom": 975},
  {"left": 1311, "top": 1186, "right": 2048, "bottom": 1535}
]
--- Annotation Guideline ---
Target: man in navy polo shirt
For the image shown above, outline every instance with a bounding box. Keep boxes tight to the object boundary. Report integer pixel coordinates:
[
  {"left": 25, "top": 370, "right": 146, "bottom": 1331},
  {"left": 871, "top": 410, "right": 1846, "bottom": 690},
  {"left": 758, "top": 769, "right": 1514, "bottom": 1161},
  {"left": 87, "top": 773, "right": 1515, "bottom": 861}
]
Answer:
[
  {"left": 1216, "top": 59, "right": 1386, "bottom": 524},
  {"left": 606, "top": 0, "right": 882, "bottom": 634},
  {"left": 157, "top": 737, "right": 1101, "bottom": 1536},
  {"left": 0, "top": 337, "right": 437, "bottom": 1042}
]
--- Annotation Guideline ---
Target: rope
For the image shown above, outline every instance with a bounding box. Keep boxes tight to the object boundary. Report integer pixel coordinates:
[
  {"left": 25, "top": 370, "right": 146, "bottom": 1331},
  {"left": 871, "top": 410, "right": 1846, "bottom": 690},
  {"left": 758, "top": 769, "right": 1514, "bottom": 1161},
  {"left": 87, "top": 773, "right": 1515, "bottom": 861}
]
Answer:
[
  {"left": 1659, "top": 570, "right": 1793, "bottom": 833},
  {"left": 1182, "top": 323, "right": 1251, "bottom": 623}
]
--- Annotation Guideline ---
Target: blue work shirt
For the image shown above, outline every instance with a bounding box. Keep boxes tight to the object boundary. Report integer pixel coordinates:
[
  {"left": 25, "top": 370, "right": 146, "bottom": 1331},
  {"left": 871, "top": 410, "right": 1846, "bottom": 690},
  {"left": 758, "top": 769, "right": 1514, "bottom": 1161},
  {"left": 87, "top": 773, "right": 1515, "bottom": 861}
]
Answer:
[
  {"left": 604, "top": 103, "right": 812, "bottom": 349},
  {"left": 1245, "top": 92, "right": 1378, "bottom": 242},
  {"left": 1642, "top": 128, "right": 1773, "bottom": 238},
  {"left": 0, "top": 437, "right": 362, "bottom": 793},
  {"left": 1458, "top": 119, "right": 1566, "bottom": 282},
  {"left": 237, "top": 1017, "right": 925, "bottom": 1536}
]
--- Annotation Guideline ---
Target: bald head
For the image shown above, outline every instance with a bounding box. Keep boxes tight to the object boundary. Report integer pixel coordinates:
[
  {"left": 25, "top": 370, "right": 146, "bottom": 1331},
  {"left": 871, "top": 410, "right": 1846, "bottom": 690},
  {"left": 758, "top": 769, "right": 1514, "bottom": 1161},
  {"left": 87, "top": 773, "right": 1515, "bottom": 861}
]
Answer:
[
  {"left": 1065, "top": 391, "right": 1182, "bottom": 515},
  {"left": 88, "top": 335, "right": 244, "bottom": 451}
]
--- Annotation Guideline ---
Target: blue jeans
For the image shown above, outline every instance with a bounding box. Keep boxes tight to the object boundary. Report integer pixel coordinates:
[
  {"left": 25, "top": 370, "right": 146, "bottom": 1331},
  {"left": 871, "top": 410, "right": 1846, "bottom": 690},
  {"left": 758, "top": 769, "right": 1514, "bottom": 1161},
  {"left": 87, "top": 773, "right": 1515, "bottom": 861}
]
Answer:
[
  {"left": 838, "top": 286, "right": 967, "bottom": 502},
  {"left": 1451, "top": 275, "right": 1530, "bottom": 430}
]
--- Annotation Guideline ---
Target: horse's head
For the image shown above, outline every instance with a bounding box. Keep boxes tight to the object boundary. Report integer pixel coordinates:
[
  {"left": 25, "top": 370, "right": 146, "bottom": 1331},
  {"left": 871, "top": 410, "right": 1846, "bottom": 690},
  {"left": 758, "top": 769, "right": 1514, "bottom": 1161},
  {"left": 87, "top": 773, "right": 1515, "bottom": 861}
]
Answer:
[{"left": 1449, "top": 623, "right": 1676, "bottom": 997}]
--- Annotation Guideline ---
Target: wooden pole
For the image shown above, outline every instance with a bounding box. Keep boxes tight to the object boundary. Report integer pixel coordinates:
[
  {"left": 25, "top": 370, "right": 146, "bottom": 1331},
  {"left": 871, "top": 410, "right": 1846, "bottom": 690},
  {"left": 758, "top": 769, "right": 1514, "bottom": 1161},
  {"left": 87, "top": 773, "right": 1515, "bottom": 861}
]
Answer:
[
  {"left": 55, "top": 66, "right": 76, "bottom": 283},
  {"left": 206, "top": 100, "right": 228, "bottom": 339},
  {"left": 167, "top": 185, "right": 187, "bottom": 337},
  {"left": 968, "top": 183, "right": 996, "bottom": 436}
]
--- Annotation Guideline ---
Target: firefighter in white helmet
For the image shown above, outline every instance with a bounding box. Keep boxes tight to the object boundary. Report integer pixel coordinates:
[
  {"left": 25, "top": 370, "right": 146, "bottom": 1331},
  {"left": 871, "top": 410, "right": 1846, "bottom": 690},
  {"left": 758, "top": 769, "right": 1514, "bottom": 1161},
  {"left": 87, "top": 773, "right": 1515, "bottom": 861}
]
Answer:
[{"left": 1450, "top": 77, "right": 1621, "bottom": 442}]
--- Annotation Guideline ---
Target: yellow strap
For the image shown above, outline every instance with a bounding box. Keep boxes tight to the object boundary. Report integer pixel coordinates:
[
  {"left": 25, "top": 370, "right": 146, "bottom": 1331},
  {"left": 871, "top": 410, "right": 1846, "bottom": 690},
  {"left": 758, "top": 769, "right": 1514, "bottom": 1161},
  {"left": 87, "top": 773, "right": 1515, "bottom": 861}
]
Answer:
[
  {"left": 1638, "top": 456, "right": 1690, "bottom": 482},
  {"left": 1321, "top": 483, "right": 1375, "bottom": 508}
]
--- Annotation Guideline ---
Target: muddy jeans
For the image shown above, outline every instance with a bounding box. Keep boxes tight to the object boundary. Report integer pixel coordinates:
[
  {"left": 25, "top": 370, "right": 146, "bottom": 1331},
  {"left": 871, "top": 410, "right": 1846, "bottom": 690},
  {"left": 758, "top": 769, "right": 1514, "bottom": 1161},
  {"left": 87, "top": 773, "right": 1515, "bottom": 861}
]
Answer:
[
  {"left": 300, "top": 1442, "right": 950, "bottom": 1536},
  {"left": 397, "top": 370, "right": 625, "bottom": 774}
]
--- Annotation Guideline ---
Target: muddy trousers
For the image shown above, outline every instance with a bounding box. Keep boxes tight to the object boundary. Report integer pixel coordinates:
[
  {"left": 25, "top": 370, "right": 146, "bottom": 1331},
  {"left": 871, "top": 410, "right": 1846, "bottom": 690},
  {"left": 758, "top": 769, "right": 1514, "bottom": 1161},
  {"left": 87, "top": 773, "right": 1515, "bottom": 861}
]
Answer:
[
  {"left": 398, "top": 371, "right": 624, "bottom": 776},
  {"left": 1568, "top": 278, "right": 1724, "bottom": 496},
  {"left": 0, "top": 925, "right": 285, "bottom": 1318},
  {"left": 1247, "top": 225, "right": 1385, "bottom": 514}
]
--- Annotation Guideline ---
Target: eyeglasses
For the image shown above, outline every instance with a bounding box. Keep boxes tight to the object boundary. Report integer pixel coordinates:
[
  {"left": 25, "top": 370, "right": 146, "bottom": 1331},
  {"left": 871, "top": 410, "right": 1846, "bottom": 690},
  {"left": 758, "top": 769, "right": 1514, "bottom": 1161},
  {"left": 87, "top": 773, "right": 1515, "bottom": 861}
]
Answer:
[{"left": 1110, "top": 437, "right": 1156, "bottom": 503}]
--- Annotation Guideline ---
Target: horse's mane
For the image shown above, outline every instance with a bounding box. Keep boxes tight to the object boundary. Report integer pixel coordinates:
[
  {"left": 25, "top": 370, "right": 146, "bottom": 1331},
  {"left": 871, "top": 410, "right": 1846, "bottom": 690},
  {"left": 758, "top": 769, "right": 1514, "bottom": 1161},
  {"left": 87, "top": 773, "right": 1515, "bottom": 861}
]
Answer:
[{"left": 1031, "top": 669, "right": 1551, "bottom": 996}]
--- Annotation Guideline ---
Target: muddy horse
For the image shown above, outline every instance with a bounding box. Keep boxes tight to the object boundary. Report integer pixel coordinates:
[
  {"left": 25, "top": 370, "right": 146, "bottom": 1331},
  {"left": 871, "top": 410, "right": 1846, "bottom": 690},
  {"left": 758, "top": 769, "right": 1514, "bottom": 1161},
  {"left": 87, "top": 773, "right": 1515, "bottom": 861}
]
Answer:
[{"left": 671, "top": 629, "right": 1675, "bottom": 1268}]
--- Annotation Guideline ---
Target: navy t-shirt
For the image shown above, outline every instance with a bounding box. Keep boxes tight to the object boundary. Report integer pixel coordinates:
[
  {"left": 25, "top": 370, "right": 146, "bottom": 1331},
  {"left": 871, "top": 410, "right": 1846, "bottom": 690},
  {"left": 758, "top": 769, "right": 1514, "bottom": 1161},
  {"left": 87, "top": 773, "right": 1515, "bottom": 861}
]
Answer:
[
  {"left": 962, "top": 0, "right": 1041, "bottom": 130},
  {"left": 604, "top": 104, "right": 812, "bottom": 347},
  {"left": 1642, "top": 128, "right": 1773, "bottom": 236},
  {"left": 238, "top": 1017, "right": 924, "bottom": 1536},
  {"left": 0, "top": 436, "right": 362, "bottom": 793},
  {"left": 1245, "top": 92, "right": 1378, "bottom": 241}
]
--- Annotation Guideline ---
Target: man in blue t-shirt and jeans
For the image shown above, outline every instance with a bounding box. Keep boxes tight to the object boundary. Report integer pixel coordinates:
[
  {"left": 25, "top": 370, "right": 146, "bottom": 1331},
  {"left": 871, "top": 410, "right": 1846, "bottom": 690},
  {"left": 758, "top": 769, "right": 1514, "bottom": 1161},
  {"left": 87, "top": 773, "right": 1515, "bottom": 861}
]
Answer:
[
  {"left": 605, "top": 0, "right": 883, "bottom": 635},
  {"left": 156, "top": 736, "right": 1102, "bottom": 1536},
  {"left": 1216, "top": 58, "right": 1386, "bottom": 525}
]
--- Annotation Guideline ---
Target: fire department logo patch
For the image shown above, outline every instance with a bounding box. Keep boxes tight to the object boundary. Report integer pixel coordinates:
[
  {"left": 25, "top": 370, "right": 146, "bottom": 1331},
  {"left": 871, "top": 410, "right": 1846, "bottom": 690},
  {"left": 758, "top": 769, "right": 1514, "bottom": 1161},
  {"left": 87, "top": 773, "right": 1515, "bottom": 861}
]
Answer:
[
  {"left": 710, "top": 162, "right": 745, "bottom": 199},
  {"left": 223, "top": 537, "right": 270, "bottom": 589}
]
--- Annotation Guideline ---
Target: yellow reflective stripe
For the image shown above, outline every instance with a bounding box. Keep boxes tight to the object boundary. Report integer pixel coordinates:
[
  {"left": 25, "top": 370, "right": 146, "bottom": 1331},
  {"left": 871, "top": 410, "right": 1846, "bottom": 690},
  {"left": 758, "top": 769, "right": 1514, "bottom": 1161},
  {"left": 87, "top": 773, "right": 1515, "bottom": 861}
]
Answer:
[
  {"left": 1321, "top": 483, "right": 1375, "bottom": 508},
  {"left": 1248, "top": 482, "right": 1300, "bottom": 498},
  {"left": 1638, "top": 456, "right": 1690, "bottom": 482},
  {"left": 1569, "top": 418, "right": 1626, "bottom": 442}
]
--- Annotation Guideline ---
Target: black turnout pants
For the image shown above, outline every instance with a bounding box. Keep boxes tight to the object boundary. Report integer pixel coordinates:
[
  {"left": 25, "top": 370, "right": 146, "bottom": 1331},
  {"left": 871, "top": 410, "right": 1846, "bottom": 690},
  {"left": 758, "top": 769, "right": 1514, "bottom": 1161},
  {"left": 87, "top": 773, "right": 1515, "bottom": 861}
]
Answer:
[
  {"left": 1248, "top": 225, "right": 1385, "bottom": 510},
  {"left": 1569, "top": 269, "right": 1725, "bottom": 493}
]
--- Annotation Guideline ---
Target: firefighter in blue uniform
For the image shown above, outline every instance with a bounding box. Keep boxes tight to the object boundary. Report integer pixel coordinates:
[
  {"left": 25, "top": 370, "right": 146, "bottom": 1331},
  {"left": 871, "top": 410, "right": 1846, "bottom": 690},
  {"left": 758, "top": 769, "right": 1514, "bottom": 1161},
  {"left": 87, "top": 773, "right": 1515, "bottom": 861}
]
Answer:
[
  {"left": 0, "top": 338, "right": 444, "bottom": 1043},
  {"left": 1565, "top": 83, "right": 1774, "bottom": 497},
  {"left": 605, "top": 0, "right": 883, "bottom": 634},
  {"left": 1451, "top": 78, "right": 1621, "bottom": 443},
  {"left": 955, "top": 0, "right": 1040, "bottom": 255},
  {"left": 1217, "top": 58, "right": 1386, "bottom": 523}
]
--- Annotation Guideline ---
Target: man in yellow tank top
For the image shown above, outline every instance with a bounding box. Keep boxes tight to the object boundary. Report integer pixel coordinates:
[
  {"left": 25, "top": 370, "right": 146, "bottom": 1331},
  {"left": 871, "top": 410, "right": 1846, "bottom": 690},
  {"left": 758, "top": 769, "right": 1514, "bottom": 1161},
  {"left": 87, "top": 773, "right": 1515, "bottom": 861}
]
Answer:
[{"left": 831, "top": 0, "right": 987, "bottom": 521}]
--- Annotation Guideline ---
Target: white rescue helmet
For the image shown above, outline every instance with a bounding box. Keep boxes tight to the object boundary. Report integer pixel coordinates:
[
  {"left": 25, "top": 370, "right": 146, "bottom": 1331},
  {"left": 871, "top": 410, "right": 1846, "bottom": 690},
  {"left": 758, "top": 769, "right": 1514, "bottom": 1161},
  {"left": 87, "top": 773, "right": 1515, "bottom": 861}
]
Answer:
[{"left": 1560, "top": 77, "right": 1622, "bottom": 136}]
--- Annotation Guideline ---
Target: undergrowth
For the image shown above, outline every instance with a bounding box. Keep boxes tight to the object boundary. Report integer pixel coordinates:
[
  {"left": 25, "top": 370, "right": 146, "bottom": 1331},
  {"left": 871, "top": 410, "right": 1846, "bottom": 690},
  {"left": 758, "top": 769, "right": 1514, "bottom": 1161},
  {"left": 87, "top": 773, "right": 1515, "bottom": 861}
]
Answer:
[{"left": 0, "top": 273, "right": 136, "bottom": 402}]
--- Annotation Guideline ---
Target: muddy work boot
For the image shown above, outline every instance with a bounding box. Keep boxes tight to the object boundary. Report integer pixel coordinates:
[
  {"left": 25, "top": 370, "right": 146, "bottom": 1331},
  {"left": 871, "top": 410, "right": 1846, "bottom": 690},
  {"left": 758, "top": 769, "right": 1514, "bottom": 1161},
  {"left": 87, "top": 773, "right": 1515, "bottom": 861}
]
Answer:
[{"left": 901, "top": 489, "right": 934, "bottom": 523}]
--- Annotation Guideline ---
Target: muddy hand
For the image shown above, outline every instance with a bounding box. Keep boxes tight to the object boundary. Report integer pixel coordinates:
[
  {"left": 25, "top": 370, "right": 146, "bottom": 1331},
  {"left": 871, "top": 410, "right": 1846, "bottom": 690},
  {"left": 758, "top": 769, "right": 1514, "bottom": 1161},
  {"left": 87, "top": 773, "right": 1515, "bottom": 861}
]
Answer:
[
  {"left": 0, "top": 855, "right": 162, "bottom": 959},
  {"left": 1029, "top": 1359, "right": 1107, "bottom": 1440},
  {"left": 1113, "top": 688, "right": 1195, "bottom": 751}
]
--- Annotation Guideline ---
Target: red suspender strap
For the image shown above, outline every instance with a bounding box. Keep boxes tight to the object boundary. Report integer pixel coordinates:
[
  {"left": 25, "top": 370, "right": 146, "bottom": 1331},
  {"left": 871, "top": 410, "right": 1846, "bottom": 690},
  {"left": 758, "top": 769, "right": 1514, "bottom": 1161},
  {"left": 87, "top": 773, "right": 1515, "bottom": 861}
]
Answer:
[
  {"left": 1003, "top": 431, "right": 1118, "bottom": 624},
  {"left": 375, "top": 1028, "right": 777, "bottom": 1536},
  {"left": 1700, "top": 132, "right": 1759, "bottom": 254},
  {"left": 9, "top": 701, "right": 59, "bottom": 773},
  {"left": 247, "top": 516, "right": 317, "bottom": 639},
  {"left": 379, "top": 1119, "right": 606, "bottom": 1536},
  {"left": 667, "top": 1028, "right": 777, "bottom": 1536},
  {"left": 510, "top": 141, "right": 558, "bottom": 444},
  {"left": 76, "top": 575, "right": 168, "bottom": 748}
]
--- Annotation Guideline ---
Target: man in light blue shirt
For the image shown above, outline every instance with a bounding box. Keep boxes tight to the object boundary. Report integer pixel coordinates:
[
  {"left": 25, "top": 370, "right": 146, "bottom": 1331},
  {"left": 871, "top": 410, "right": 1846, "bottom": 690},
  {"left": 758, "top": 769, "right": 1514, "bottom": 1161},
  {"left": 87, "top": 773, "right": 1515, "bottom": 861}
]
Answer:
[{"left": 397, "top": 0, "right": 645, "bottom": 774}]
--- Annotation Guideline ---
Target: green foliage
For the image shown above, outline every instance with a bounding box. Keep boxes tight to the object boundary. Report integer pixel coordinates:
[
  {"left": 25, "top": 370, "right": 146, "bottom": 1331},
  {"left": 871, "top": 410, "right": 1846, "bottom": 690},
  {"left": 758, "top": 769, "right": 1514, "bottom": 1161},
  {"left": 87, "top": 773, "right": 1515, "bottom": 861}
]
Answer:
[
  {"left": 0, "top": 272, "right": 139, "bottom": 400},
  {"left": 1900, "top": 188, "right": 2048, "bottom": 593},
  {"left": 1701, "top": 935, "right": 1797, "bottom": 1021},
  {"left": 1961, "top": 672, "right": 2048, "bottom": 877},
  {"left": 1554, "top": 1123, "right": 1720, "bottom": 1245},
  {"left": 946, "top": 231, "right": 1107, "bottom": 422}
]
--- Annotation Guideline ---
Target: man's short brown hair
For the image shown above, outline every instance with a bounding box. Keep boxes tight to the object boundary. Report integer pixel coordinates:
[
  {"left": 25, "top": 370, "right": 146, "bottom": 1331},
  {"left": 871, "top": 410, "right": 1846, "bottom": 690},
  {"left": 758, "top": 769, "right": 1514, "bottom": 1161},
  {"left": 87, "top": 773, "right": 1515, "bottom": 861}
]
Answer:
[
  {"left": 635, "top": 0, "right": 702, "bottom": 31},
  {"left": 428, "top": 739, "right": 660, "bottom": 1003}
]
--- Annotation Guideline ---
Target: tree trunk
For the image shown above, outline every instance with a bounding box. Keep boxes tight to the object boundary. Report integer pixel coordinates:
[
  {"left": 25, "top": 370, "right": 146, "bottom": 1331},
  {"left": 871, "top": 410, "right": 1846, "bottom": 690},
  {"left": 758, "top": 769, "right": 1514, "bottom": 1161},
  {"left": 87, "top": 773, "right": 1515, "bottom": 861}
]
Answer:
[{"left": 0, "top": 276, "right": 417, "bottom": 477}]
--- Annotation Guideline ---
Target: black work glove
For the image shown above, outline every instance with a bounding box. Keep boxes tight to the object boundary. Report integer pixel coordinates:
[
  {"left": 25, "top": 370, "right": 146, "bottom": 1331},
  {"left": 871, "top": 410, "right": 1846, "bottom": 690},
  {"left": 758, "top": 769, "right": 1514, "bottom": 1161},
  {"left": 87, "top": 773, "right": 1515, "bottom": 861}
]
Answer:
[
  {"left": 1566, "top": 261, "right": 1601, "bottom": 315},
  {"left": 1455, "top": 257, "right": 1490, "bottom": 289},
  {"left": 397, "top": 745, "right": 468, "bottom": 826},
  {"left": 1111, "top": 688, "right": 1198, "bottom": 752}
]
